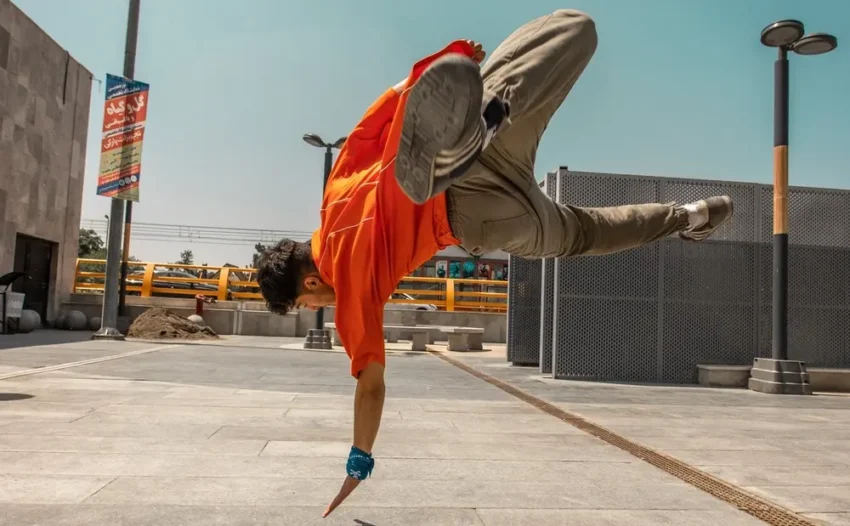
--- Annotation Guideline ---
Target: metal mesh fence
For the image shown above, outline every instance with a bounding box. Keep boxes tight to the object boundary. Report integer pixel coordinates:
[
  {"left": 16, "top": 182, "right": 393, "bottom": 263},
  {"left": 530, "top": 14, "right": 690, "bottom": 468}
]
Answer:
[{"left": 506, "top": 169, "right": 850, "bottom": 383}]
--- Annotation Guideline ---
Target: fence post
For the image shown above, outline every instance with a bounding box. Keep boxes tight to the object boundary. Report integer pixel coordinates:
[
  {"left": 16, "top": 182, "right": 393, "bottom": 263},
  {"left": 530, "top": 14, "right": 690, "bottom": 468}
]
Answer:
[
  {"left": 217, "top": 267, "right": 231, "bottom": 301},
  {"left": 73, "top": 260, "right": 81, "bottom": 293},
  {"left": 141, "top": 263, "right": 155, "bottom": 297},
  {"left": 446, "top": 278, "right": 455, "bottom": 312}
]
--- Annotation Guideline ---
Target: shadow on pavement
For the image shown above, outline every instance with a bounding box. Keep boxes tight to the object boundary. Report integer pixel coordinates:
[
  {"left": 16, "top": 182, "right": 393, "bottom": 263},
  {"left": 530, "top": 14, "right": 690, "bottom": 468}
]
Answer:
[
  {"left": 0, "top": 393, "right": 34, "bottom": 401},
  {"left": 0, "top": 329, "right": 93, "bottom": 350}
]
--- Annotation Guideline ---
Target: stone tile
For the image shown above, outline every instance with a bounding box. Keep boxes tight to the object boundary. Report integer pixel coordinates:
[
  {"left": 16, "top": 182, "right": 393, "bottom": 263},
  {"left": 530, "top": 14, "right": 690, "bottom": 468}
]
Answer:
[
  {"left": 475, "top": 509, "right": 768, "bottom": 526},
  {"left": 664, "top": 449, "right": 844, "bottom": 468},
  {"left": 743, "top": 485, "right": 850, "bottom": 514},
  {"left": 86, "top": 476, "right": 729, "bottom": 510},
  {"left": 702, "top": 465, "right": 850, "bottom": 488},
  {"left": 263, "top": 438, "right": 631, "bottom": 462},
  {"left": 0, "top": 474, "right": 113, "bottom": 504},
  {"left": 0, "top": 421, "right": 221, "bottom": 439},
  {"left": 805, "top": 513, "right": 850, "bottom": 526},
  {"left": 0, "top": 435, "right": 265, "bottom": 456},
  {"left": 1, "top": 504, "right": 484, "bottom": 526}
]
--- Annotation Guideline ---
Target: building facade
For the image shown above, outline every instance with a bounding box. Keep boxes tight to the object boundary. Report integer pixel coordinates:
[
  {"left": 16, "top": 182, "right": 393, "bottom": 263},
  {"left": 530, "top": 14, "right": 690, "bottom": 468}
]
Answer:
[{"left": 0, "top": 0, "right": 92, "bottom": 322}]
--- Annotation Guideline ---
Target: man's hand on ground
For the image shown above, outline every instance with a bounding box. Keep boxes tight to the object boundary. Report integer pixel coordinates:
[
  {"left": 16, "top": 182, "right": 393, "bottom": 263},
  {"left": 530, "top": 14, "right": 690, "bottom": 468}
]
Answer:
[
  {"left": 465, "top": 40, "right": 486, "bottom": 63},
  {"left": 322, "top": 476, "right": 361, "bottom": 518}
]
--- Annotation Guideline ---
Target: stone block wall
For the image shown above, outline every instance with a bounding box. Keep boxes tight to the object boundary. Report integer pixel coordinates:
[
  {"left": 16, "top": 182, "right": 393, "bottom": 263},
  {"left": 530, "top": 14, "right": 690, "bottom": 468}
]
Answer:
[{"left": 0, "top": 0, "right": 92, "bottom": 320}]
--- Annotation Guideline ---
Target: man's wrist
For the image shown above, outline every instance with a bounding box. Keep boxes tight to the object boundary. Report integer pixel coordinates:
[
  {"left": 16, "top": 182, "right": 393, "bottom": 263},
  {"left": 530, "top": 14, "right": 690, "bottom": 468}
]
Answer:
[{"left": 346, "top": 446, "right": 375, "bottom": 480}]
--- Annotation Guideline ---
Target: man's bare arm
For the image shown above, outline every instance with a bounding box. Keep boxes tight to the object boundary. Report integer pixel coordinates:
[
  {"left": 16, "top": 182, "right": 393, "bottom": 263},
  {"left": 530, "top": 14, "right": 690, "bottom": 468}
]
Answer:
[
  {"left": 322, "top": 361, "right": 385, "bottom": 517},
  {"left": 353, "top": 361, "right": 386, "bottom": 453}
]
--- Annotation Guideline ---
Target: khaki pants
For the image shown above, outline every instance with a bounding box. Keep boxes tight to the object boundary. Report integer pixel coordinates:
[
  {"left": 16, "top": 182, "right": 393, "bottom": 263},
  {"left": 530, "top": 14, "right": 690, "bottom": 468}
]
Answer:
[{"left": 447, "top": 10, "right": 688, "bottom": 259}]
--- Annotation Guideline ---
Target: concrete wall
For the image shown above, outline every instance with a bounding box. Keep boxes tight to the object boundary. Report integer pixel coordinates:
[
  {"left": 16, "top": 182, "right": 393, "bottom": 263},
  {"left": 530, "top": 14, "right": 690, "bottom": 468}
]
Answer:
[
  {"left": 62, "top": 294, "right": 507, "bottom": 342},
  {"left": 0, "top": 0, "right": 92, "bottom": 320}
]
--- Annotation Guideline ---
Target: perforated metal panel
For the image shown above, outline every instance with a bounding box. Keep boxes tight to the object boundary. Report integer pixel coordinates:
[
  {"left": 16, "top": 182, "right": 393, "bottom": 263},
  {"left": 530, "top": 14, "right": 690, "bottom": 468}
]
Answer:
[
  {"left": 538, "top": 171, "right": 559, "bottom": 374},
  {"left": 506, "top": 178, "right": 548, "bottom": 366},
  {"left": 542, "top": 170, "right": 850, "bottom": 384},
  {"left": 552, "top": 172, "right": 661, "bottom": 382},
  {"left": 757, "top": 185, "right": 850, "bottom": 367}
]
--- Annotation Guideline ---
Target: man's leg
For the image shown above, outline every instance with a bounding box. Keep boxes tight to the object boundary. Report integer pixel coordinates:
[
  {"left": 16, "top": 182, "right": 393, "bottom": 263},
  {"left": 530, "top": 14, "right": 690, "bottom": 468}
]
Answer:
[{"left": 447, "top": 10, "right": 733, "bottom": 258}]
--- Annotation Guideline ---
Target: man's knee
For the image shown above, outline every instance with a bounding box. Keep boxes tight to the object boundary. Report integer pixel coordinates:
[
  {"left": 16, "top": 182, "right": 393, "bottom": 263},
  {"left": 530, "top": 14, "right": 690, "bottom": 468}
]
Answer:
[{"left": 551, "top": 9, "right": 598, "bottom": 54}]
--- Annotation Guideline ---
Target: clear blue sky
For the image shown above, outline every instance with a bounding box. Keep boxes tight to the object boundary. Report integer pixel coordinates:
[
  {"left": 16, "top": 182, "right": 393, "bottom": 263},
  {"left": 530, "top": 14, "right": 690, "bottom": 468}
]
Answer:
[{"left": 16, "top": 0, "right": 849, "bottom": 265}]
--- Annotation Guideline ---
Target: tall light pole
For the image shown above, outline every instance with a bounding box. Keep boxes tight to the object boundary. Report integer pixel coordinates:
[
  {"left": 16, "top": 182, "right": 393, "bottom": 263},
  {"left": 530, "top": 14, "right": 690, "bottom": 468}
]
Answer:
[
  {"left": 749, "top": 20, "right": 837, "bottom": 395},
  {"left": 93, "top": 0, "right": 141, "bottom": 340},
  {"left": 302, "top": 133, "right": 346, "bottom": 350}
]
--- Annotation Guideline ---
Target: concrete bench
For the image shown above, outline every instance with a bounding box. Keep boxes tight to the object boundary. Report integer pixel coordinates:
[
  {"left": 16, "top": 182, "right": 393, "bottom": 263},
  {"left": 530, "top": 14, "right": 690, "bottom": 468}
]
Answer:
[
  {"left": 324, "top": 322, "right": 434, "bottom": 352},
  {"left": 439, "top": 326, "right": 484, "bottom": 352}
]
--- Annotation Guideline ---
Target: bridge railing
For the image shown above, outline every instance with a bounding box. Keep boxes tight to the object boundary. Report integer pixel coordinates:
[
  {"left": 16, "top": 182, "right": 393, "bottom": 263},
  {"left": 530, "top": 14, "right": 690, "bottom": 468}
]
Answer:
[{"left": 74, "top": 259, "right": 507, "bottom": 313}]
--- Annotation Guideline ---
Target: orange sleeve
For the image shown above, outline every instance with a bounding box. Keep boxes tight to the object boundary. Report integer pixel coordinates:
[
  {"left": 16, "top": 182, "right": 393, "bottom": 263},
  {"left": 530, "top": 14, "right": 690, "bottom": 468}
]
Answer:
[{"left": 333, "top": 282, "right": 386, "bottom": 378}]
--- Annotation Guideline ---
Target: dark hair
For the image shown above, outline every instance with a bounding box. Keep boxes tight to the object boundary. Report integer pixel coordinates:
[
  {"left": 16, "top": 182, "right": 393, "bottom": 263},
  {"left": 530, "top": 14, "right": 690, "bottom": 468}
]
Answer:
[{"left": 256, "top": 238, "right": 315, "bottom": 315}]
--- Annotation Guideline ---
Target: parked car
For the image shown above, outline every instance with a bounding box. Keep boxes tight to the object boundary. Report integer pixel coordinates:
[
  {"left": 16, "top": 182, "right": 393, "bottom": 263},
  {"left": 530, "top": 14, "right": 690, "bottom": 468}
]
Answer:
[
  {"left": 125, "top": 269, "right": 221, "bottom": 298},
  {"left": 386, "top": 292, "right": 437, "bottom": 311}
]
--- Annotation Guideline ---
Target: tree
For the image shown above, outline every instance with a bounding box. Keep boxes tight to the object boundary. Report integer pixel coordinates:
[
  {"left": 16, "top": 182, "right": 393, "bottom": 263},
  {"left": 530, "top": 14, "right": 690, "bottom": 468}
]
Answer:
[
  {"left": 178, "top": 250, "right": 194, "bottom": 266},
  {"left": 251, "top": 242, "right": 268, "bottom": 268},
  {"left": 78, "top": 229, "right": 105, "bottom": 258}
]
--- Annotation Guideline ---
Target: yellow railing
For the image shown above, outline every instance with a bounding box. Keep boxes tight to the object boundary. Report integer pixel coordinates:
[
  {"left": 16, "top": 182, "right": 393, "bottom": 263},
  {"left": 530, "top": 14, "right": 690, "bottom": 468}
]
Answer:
[{"left": 74, "top": 259, "right": 507, "bottom": 312}]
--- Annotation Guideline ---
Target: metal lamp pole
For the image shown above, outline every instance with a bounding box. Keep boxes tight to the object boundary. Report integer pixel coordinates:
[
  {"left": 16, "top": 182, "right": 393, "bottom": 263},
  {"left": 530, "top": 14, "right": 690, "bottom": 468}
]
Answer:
[
  {"left": 759, "top": 21, "right": 838, "bottom": 362},
  {"left": 302, "top": 133, "right": 346, "bottom": 349},
  {"left": 93, "top": 0, "right": 141, "bottom": 340}
]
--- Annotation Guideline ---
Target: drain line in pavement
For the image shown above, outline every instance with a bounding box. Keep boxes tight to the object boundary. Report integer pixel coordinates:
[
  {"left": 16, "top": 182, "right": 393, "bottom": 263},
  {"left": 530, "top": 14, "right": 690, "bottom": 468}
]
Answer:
[
  {"left": 0, "top": 344, "right": 180, "bottom": 381},
  {"left": 430, "top": 351, "right": 817, "bottom": 526}
]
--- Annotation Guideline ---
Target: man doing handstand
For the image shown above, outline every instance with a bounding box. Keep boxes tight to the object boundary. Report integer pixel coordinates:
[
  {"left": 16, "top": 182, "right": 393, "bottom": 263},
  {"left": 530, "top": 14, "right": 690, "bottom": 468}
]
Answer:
[{"left": 257, "top": 9, "right": 733, "bottom": 516}]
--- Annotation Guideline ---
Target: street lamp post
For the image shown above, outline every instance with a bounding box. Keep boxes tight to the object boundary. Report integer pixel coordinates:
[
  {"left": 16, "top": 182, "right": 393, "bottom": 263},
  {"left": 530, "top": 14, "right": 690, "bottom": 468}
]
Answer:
[
  {"left": 749, "top": 20, "right": 837, "bottom": 395},
  {"left": 302, "top": 133, "right": 347, "bottom": 350}
]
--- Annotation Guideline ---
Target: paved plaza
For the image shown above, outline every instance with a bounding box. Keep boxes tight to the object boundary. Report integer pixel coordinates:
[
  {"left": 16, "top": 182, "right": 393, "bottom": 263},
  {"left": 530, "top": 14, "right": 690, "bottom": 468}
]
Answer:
[{"left": 0, "top": 332, "right": 847, "bottom": 525}]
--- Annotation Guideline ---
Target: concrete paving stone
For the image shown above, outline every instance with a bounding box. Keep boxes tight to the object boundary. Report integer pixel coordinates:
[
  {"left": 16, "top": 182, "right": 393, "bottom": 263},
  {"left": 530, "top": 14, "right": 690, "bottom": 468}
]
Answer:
[
  {"left": 0, "top": 451, "right": 651, "bottom": 482},
  {"left": 607, "top": 423, "right": 839, "bottom": 441},
  {"left": 743, "top": 485, "right": 850, "bottom": 514},
  {"left": 416, "top": 400, "right": 536, "bottom": 414},
  {"left": 1, "top": 504, "right": 485, "bottom": 526},
  {"left": 86, "top": 476, "right": 731, "bottom": 510},
  {"left": 630, "top": 435, "right": 784, "bottom": 451},
  {"left": 222, "top": 416, "right": 458, "bottom": 434},
  {"left": 71, "top": 410, "right": 289, "bottom": 426},
  {"left": 665, "top": 448, "right": 846, "bottom": 467},
  {"left": 0, "top": 421, "right": 222, "bottom": 439},
  {"left": 0, "top": 435, "right": 266, "bottom": 455},
  {"left": 450, "top": 416, "right": 582, "bottom": 435},
  {"left": 0, "top": 388, "right": 141, "bottom": 404},
  {"left": 475, "top": 509, "right": 769, "bottom": 526},
  {"left": 0, "top": 347, "right": 134, "bottom": 369},
  {"left": 0, "top": 408, "right": 91, "bottom": 423},
  {"left": 0, "top": 377, "right": 173, "bottom": 392},
  {"left": 0, "top": 474, "right": 114, "bottom": 504},
  {"left": 283, "top": 408, "right": 403, "bottom": 421},
  {"left": 702, "top": 465, "right": 850, "bottom": 487},
  {"left": 262, "top": 439, "right": 634, "bottom": 463},
  {"left": 96, "top": 403, "right": 293, "bottom": 419},
  {"left": 805, "top": 513, "right": 850, "bottom": 525}
]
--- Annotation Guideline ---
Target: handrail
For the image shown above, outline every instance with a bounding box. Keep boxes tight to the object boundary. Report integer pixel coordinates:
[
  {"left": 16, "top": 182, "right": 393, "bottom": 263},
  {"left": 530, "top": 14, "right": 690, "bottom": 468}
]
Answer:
[{"left": 74, "top": 259, "right": 507, "bottom": 312}]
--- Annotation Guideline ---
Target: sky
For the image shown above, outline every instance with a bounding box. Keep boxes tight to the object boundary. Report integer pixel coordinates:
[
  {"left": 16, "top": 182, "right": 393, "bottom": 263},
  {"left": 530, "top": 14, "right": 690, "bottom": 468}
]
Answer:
[{"left": 15, "top": 0, "right": 850, "bottom": 266}]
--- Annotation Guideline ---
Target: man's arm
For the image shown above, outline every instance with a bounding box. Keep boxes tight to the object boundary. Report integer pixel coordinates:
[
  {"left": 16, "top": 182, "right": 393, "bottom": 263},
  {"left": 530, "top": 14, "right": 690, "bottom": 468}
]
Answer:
[
  {"left": 353, "top": 361, "right": 386, "bottom": 453},
  {"left": 322, "top": 361, "right": 385, "bottom": 518}
]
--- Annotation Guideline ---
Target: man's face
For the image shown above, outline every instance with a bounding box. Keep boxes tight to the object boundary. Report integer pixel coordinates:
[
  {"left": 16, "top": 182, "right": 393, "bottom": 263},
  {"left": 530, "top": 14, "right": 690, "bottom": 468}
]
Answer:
[{"left": 295, "top": 276, "right": 336, "bottom": 311}]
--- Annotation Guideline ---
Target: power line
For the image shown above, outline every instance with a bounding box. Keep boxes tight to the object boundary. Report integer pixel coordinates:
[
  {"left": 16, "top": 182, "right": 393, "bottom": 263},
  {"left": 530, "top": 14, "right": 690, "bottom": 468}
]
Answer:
[{"left": 79, "top": 218, "right": 313, "bottom": 247}]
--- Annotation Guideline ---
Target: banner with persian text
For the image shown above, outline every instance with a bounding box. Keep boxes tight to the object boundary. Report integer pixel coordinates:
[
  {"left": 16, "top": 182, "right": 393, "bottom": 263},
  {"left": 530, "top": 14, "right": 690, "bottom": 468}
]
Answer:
[{"left": 96, "top": 73, "right": 150, "bottom": 201}]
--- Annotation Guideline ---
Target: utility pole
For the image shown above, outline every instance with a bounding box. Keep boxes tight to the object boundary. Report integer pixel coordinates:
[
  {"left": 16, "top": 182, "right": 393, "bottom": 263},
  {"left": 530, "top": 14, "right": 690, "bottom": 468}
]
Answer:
[{"left": 93, "top": 0, "right": 140, "bottom": 340}]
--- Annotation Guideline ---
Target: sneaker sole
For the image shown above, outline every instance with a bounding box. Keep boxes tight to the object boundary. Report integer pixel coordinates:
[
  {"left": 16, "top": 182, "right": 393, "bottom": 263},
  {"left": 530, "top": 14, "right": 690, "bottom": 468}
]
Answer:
[{"left": 395, "top": 54, "right": 484, "bottom": 205}]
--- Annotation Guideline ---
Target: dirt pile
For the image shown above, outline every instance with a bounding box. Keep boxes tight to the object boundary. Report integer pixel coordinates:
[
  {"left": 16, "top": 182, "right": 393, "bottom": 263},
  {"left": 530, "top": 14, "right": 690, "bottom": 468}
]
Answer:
[{"left": 127, "top": 307, "right": 218, "bottom": 340}]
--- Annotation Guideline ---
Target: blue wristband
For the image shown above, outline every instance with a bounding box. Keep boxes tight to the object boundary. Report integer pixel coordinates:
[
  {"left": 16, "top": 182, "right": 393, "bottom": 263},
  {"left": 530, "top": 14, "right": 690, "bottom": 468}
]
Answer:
[{"left": 346, "top": 446, "right": 375, "bottom": 480}]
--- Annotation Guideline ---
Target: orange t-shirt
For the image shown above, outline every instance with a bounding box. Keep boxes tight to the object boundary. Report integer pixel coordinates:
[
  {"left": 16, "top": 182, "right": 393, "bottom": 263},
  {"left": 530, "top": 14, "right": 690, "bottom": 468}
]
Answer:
[{"left": 311, "top": 40, "right": 474, "bottom": 378}]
